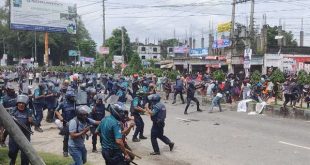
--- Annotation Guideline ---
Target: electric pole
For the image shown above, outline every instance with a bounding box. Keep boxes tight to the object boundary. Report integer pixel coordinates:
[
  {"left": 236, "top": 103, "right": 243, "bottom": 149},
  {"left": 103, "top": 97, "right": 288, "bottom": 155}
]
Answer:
[
  {"left": 229, "top": 0, "right": 236, "bottom": 73},
  {"left": 102, "top": 0, "right": 106, "bottom": 45},
  {"left": 121, "top": 27, "right": 125, "bottom": 62}
]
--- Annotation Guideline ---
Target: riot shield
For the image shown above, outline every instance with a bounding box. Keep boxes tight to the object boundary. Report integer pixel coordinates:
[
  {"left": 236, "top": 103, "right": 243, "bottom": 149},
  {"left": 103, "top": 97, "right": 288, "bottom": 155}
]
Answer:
[{"left": 75, "top": 91, "right": 88, "bottom": 105}]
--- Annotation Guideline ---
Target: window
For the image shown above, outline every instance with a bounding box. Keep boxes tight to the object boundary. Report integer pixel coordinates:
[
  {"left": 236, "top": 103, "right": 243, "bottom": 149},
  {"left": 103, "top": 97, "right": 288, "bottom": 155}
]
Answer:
[
  {"left": 168, "top": 48, "right": 173, "bottom": 53},
  {"left": 153, "top": 56, "right": 157, "bottom": 59},
  {"left": 153, "top": 47, "right": 158, "bottom": 52},
  {"left": 141, "top": 47, "right": 146, "bottom": 51},
  {"left": 141, "top": 56, "right": 146, "bottom": 59}
]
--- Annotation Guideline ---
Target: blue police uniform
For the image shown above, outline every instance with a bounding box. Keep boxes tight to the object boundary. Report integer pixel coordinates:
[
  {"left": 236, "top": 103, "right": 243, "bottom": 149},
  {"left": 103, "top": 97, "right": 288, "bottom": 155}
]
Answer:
[
  {"left": 173, "top": 79, "right": 185, "bottom": 104},
  {"left": 45, "top": 88, "right": 58, "bottom": 122},
  {"left": 150, "top": 102, "right": 173, "bottom": 153},
  {"left": 90, "top": 104, "right": 105, "bottom": 150},
  {"left": 97, "top": 115, "right": 126, "bottom": 165},
  {"left": 56, "top": 101, "right": 76, "bottom": 153},
  {"left": 130, "top": 97, "right": 145, "bottom": 139},
  {"left": 8, "top": 107, "right": 32, "bottom": 165},
  {"left": 33, "top": 88, "right": 46, "bottom": 127},
  {"left": 3, "top": 94, "right": 17, "bottom": 109}
]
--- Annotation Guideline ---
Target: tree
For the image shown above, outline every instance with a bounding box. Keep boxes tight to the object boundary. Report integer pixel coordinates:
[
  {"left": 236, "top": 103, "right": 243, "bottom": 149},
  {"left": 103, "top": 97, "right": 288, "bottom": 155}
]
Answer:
[
  {"left": 250, "top": 70, "right": 261, "bottom": 84},
  {"left": 128, "top": 52, "right": 142, "bottom": 71},
  {"left": 297, "top": 70, "right": 309, "bottom": 85},
  {"left": 212, "top": 70, "right": 225, "bottom": 82},
  {"left": 159, "top": 39, "right": 180, "bottom": 59},
  {"left": 267, "top": 25, "right": 298, "bottom": 47},
  {"left": 105, "top": 27, "right": 134, "bottom": 64}
]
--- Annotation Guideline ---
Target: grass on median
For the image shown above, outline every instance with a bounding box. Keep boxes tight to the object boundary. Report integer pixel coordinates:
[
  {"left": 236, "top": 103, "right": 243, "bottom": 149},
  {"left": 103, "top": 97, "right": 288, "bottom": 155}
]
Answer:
[{"left": 0, "top": 147, "right": 92, "bottom": 165}]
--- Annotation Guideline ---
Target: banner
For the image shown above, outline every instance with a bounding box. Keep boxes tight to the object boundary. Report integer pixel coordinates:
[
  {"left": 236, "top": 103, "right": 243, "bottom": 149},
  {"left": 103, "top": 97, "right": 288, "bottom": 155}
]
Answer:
[
  {"left": 212, "top": 39, "right": 231, "bottom": 49},
  {"left": 10, "top": 0, "right": 77, "bottom": 34},
  {"left": 80, "top": 57, "right": 95, "bottom": 63},
  {"left": 99, "top": 47, "right": 109, "bottom": 55},
  {"left": 113, "top": 56, "right": 124, "bottom": 63},
  {"left": 217, "top": 22, "right": 231, "bottom": 33},
  {"left": 173, "top": 46, "right": 189, "bottom": 54},
  {"left": 189, "top": 48, "right": 208, "bottom": 57}
]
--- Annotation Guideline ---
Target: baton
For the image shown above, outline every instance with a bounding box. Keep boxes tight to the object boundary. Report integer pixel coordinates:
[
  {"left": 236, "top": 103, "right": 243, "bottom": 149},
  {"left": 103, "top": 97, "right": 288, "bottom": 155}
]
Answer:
[
  {"left": 126, "top": 149, "right": 142, "bottom": 159},
  {"left": 13, "top": 117, "right": 34, "bottom": 135}
]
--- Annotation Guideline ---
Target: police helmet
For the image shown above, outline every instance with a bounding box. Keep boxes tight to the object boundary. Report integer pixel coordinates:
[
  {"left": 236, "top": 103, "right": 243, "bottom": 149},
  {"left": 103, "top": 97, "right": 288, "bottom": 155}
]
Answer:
[
  {"left": 16, "top": 94, "right": 29, "bottom": 105},
  {"left": 93, "top": 94, "right": 104, "bottom": 101},
  {"left": 109, "top": 103, "right": 126, "bottom": 121},
  {"left": 147, "top": 94, "right": 161, "bottom": 103},
  {"left": 77, "top": 105, "right": 91, "bottom": 114},
  {"left": 87, "top": 87, "right": 96, "bottom": 94},
  {"left": 65, "top": 90, "right": 75, "bottom": 98},
  {"left": 80, "top": 83, "right": 87, "bottom": 90},
  {"left": 6, "top": 84, "right": 14, "bottom": 90}
]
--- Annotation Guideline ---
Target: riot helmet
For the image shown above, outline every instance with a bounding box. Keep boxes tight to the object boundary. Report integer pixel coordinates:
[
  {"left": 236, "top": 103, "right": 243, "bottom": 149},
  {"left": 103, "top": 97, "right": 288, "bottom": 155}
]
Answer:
[
  {"left": 109, "top": 103, "right": 126, "bottom": 122},
  {"left": 147, "top": 94, "right": 161, "bottom": 104},
  {"left": 76, "top": 105, "right": 90, "bottom": 123}
]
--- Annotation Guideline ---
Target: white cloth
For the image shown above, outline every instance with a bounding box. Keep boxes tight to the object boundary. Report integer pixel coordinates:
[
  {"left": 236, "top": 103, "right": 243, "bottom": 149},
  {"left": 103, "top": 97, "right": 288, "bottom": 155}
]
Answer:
[
  {"left": 256, "top": 102, "right": 267, "bottom": 114},
  {"left": 28, "top": 73, "right": 34, "bottom": 79},
  {"left": 237, "top": 99, "right": 253, "bottom": 112}
]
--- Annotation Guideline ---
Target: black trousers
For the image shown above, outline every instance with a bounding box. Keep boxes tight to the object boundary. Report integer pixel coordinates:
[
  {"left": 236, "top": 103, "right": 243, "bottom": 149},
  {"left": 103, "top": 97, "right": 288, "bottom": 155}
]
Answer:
[
  {"left": 173, "top": 90, "right": 184, "bottom": 103},
  {"left": 133, "top": 115, "right": 144, "bottom": 138},
  {"left": 151, "top": 122, "right": 171, "bottom": 153},
  {"left": 102, "top": 149, "right": 128, "bottom": 165},
  {"left": 185, "top": 97, "right": 200, "bottom": 113}
]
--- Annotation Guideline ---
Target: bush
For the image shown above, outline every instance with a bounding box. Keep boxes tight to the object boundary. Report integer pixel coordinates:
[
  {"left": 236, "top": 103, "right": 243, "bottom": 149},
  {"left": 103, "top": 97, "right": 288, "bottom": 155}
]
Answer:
[
  {"left": 270, "top": 68, "right": 285, "bottom": 83},
  {"left": 250, "top": 70, "right": 261, "bottom": 84},
  {"left": 212, "top": 70, "right": 225, "bottom": 82}
]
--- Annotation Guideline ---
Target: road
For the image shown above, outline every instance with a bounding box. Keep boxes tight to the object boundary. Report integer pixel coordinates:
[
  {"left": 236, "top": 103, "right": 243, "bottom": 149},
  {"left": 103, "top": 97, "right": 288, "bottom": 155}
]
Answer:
[{"left": 29, "top": 100, "right": 310, "bottom": 165}]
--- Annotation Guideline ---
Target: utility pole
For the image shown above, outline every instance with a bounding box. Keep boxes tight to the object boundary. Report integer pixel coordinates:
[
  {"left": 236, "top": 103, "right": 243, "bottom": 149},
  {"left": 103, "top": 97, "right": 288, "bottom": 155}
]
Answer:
[
  {"left": 229, "top": 0, "right": 236, "bottom": 73},
  {"left": 2, "top": 38, "right": 5, "bottom": 54},
  {"left": 121, "top": 27, "right": 125, "bottom": 62},
  {"left": 34, "top": 31, "right": 37, "bottom": 62},
  {"left": 102, "top": 0, "right": 106, "bottom": 45}
]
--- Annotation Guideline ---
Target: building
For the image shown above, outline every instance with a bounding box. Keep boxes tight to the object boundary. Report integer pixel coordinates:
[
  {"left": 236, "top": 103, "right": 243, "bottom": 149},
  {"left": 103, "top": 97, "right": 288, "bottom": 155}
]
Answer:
[{"left": 137, "top": 45, "right": 161, "bottom": 61}]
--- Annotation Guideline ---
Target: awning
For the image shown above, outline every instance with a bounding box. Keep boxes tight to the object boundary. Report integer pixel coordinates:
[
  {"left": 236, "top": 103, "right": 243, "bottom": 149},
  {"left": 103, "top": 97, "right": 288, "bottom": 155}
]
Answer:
[{"left": 160, "top": 63, "right": 174, "bottom": 69}]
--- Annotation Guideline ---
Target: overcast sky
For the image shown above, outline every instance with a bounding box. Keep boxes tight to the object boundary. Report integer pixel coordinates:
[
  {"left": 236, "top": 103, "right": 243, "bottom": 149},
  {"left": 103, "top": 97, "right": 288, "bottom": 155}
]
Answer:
[{"left": 2, "top": 0, "right": 310, "bottom": 48}]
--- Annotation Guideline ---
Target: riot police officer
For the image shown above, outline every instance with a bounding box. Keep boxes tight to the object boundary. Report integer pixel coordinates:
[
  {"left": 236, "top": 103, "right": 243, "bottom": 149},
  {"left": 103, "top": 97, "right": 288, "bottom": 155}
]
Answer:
[
  {"left": 130, "top": 90, "right": 147, "bottom": 142},
  {"left": 33, "top": 83, "right": 46, "bottom": 132},
  {"left": 90, "top": 94, "right": 105, "bottom": 152},
  {"left": 55, "top": 90, "right": 77, "bottom": 157},
  {"left": 45, "top": 82, "right": 58, "bottom": 123},
  {"left": 96, "top": 103, "right": 131, "bottom": 165},
  {"left": 8, "top": 95, "right": 34, "bottom": 165},
  {"left": 184, "top": 81, "right": 203, "bottom": 115},
  {"left": 172, "top": 76, "right": 185, "bottom": 104},
  {"left": 1, "top": 84, "right": 17, "bottom": 147},
  {"left": 145, "top": 94, "right": 174, "bottom": 155}
]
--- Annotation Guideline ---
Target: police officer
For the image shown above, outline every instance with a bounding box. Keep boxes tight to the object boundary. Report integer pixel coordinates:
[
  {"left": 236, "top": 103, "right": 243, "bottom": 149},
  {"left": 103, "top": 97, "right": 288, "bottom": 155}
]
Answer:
[
  {"left": 68, "top": 106, "right": 99, "bottom": 165},
  {"left": 90, "top": 94, "right": 105, "bottom": 152},
  {"left": 1, "top": 84, "right": 17, "bottom": 147},
  {"left": 130, "top": 90, "right": 147, "bottom": 142},
  {"left": 145, "top": 94, "right": 174, "bottom": 155},
  {"left": 8, "top": 95, "right": 34, "bottom": 165},
  {"left": 33, "top": 83, "right": 47, "bottom": 132},
  {"left": 55, "top": 90, "right": 77, "bottom": 157},
  {"left": 87, "top": 88, "right": 97, "bottom": 106},
  {"left": 184, "top": 81, "right": 203, "bottom": 115},
  {"left": 45, "top": 82, "right": 58, "bottom": 123},
  {"left": 172, "top": 76, "right": 185, "bottom": 104},
  {"left": 96, "top": 103, "right": 131, "bottom": 165}
]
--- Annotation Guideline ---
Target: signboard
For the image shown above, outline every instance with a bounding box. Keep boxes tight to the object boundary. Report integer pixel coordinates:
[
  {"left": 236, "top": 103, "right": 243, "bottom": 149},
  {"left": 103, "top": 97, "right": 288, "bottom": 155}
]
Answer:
[
  {"left": 113, "top": 56, "right": 124, "bottom": 63},
  {"left": 189, "top": 48, "right": 208, "bottom": 57},
  {"left": 68, "top": 50, "right": 79, "bottom": 57},
  {"left": 212, "top": 39, "right": 231, "bottom": 49},
  {"left": 99, "top": 46, "right": 109, "bottom": 55},
  {"left": 217, "top": 22, "right": 231, "bottom": 33},
  {"left": 173, "top": 46, "right": 189, "bottom": 54},
  {"left": 80, "top": 57, "right": 95, "bottom": 63},
  {"left": 10, "top": 0, "right": 77, "bottom": 34},
  {"left": 244, "top": 48, "right": 252, "bottom": 69}
]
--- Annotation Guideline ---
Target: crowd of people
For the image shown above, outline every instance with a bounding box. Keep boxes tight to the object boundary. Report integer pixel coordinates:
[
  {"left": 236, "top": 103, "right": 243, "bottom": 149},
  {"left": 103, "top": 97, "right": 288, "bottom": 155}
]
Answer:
[{"left": 0, "top": 68, "right": 309, "bottom": 165}]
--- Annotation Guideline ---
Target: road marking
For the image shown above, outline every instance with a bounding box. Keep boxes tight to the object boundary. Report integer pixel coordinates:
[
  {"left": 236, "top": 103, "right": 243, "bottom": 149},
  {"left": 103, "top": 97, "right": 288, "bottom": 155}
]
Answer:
[
  {"left": 176, "top": 117, "right": 191, "bottom": 122},
  {"left": 279, "top": 141, "right": 310, "bottom": 150}
]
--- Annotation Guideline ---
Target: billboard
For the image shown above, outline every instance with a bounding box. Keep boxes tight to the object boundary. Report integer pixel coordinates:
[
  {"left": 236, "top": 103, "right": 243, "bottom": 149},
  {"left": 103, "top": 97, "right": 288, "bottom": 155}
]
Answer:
[
  {"left": 173, "top": 46, "right": 189, "bottom": 54},
  {"left": 217, "top": 22, "right": 231, "bottom": 33},
  {"left": 10, "top": 0, "right": 77, "bottom": 34},
  {"left": 99, "top": 46, "right": 109, "bottom": 55},
  {"left": 189, "top": 48, "right": 208, "bottom": 57},
  {"left": 212, "top": 39, "right": 231, "bottom": 49},
  {"left": 80, "top": 57, "right": 95, "bottom": 63}
]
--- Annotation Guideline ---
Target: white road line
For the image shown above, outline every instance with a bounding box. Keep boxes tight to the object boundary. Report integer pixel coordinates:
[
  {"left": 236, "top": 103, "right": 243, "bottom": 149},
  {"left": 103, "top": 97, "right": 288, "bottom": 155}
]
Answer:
[
  {"left": 279, "top": 141, "right": 310, "bottom": 150},
  {"left": 176, "top": 117, "right": 191, "bottom": 122}
]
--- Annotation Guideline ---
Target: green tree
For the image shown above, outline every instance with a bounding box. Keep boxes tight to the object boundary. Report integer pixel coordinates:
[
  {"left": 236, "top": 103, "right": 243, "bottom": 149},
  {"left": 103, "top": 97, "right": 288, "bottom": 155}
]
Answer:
[
  {"left": 270, "top": 68, "right": 285, "bottom": 83},
  {"left": 105, "top": 27, "right": 133, "bottom": 64},
  {"left": 128, "top": 52, "right": 142, "bottom": 71},
  {"left": 267, "top": 25, "right": 298, "bottom": 47},
  {"left": 250, "top": 70, "right": 261, "bottom": 84},
  {"left": 159, "top": 39, "right": 180, "bottom": 59},
  {"left": 212, "top": 70, "right": 225, "bottom": 82},
  {"left": 297, "top": 70, "right": 309, "bottom": 85}
]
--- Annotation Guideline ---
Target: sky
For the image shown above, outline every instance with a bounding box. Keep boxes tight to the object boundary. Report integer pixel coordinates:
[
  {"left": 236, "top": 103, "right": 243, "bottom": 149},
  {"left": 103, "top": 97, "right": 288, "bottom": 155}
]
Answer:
[{"left": 2, "top": 0, "right": 310, "bottom": 48}]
